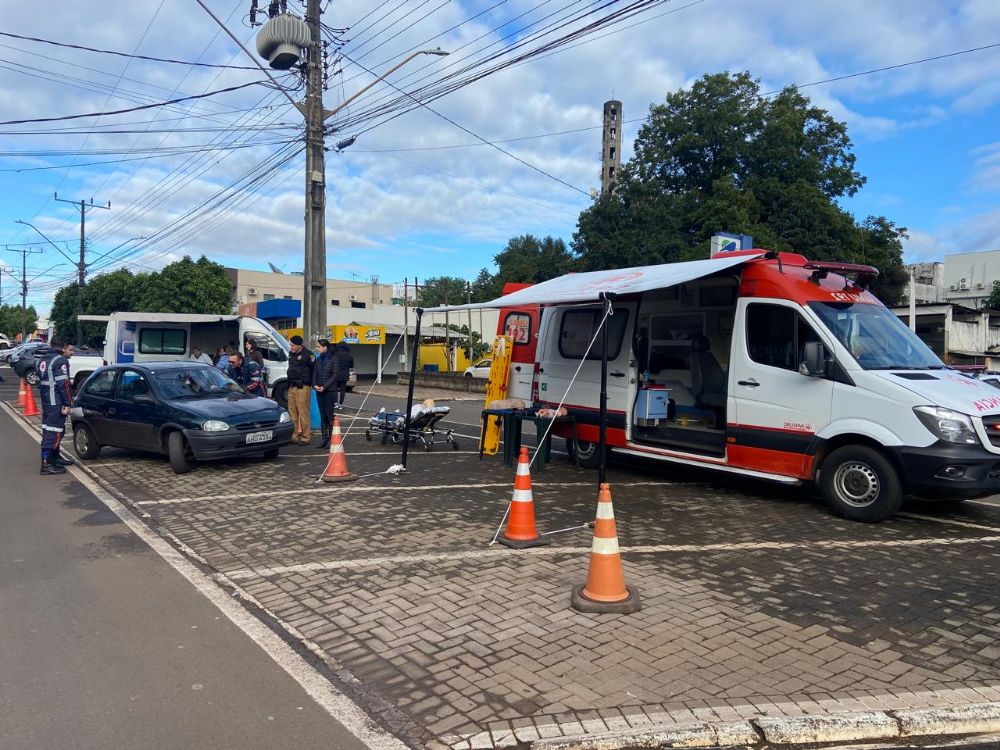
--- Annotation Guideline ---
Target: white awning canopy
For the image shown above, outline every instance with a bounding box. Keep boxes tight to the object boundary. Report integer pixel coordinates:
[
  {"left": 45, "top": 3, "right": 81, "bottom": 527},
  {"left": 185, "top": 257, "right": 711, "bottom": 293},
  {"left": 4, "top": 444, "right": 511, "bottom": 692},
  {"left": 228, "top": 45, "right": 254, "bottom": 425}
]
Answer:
[{"left": 422, "top": 253, "right": 763, "bottom": 312}]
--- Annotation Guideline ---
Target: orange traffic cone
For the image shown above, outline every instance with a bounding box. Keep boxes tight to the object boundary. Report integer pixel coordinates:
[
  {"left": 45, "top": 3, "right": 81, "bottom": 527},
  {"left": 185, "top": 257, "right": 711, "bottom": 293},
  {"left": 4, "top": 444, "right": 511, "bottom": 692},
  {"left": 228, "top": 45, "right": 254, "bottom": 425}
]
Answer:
[
  {"left": 17, "top": 378, "right": 27, "bottom": 408},
  {"left": 571, "top": 483, "right": 640, "bottom": 613},
  {"left": 499, "top": 446, "right": 549, "bottom": 549},
  {"left": 23, "top": 382, "right": 40, "bottom": 417},
  {"left": 321, "top": 416, "right": 358, "bottom": 482}
]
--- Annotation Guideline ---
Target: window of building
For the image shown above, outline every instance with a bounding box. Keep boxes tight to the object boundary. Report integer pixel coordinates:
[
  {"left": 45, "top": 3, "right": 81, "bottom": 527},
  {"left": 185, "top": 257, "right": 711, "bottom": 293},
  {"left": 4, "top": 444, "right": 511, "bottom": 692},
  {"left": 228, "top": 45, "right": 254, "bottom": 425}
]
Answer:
[
  {"left": 330, "top": 299, "right": 340, "bottom": 306},
  {"left": 138, "top": 328, "right": 187, "bottom": 355},
  {"left": 609, "top": 146, "right": 616, "bottom": 159},
  {"left": 610, "top": 107, "right": 617, "bottom": 121},
  {"left": 608, "top": 166, "right": 615, "bottom": 179},
  {"left": 283, "top": 295, "right": 292, "bottom": 300},
  {"left": 610, "top": 127, "right": 616, "bottom": 138},
  {"left": 558, "top": 308, "right": 629, "bottom": 360},
  {"left": 746, "top": 303, "right": 820, "bottom": 371},
  {"left": 263, "top": 293, "right": 275, "bottom": 300},
  {"left": 83, "top": 369, "right": 116, "bottom": 398},
  {"left": 350, "top": 300, "right": 366, "bottom": 309}
]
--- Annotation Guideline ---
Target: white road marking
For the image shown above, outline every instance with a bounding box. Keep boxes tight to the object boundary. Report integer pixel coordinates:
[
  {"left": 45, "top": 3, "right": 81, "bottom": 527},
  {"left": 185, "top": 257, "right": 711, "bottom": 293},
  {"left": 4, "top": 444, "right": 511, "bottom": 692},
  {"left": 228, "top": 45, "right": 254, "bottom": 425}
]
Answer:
[
  {"left": 135, "top": 481, "right": 669, "bottom": 507},
  {"left": 898, "top": 512, "right": 1000, "bottom": 534},
  {"left": 0, "top": 400, "right": 408, "bottom": 750},
  {"left": 966, "top": 498, "right": 1000, "bottom": 508},
  {"left": 285, "top": 450, "right": 484, "bottom": 458},
  {"left": 224, "top": 534, "right": 1000, "bottom": 580}
]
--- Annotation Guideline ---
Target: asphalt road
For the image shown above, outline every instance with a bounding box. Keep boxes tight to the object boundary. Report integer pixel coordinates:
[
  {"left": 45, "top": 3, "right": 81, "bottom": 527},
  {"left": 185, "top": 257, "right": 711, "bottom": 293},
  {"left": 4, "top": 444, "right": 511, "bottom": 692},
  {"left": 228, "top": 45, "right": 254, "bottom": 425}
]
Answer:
[{"left": 0, "top": 365, "right": 368, "bottom": 750}]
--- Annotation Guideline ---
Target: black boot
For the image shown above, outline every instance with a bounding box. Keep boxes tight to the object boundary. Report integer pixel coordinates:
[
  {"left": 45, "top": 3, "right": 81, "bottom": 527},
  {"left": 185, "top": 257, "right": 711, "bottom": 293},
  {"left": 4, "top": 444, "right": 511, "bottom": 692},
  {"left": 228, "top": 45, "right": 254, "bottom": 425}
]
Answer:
[
  {"left": 40, "top": 458, "right": 66, "bottom": 476},
  {"left": 316, "top": 423, "right": 330, "bottom": 449},
  {"left": 54, "top": 451, "right": 75, "bottom": 467}
]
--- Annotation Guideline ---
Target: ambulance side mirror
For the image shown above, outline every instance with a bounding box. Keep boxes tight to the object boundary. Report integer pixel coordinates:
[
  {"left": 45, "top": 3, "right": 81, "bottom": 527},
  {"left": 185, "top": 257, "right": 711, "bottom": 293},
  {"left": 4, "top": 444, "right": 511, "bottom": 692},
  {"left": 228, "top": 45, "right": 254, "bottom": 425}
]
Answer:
[{"left": 799, "top": 342, "right": 828, "bottom": 378}]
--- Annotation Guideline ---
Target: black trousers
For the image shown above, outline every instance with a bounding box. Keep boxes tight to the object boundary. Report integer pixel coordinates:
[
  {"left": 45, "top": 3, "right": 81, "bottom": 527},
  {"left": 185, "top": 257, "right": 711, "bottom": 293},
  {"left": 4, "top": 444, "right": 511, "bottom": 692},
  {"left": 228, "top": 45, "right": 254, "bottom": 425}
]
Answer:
[
  {"left": 41, "top": 404, "right": 66, "bottom": 460},
  {"left": 318, "top": 390, "right": 337, "bottom": 432},
  {"left": 335, "top": 379, "right": 347, "bottom": 406}
]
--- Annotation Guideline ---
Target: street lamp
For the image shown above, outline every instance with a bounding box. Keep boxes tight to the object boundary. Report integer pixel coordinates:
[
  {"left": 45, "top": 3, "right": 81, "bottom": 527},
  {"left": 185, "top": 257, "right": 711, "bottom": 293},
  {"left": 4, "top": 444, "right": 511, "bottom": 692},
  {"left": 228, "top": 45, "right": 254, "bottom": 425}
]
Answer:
[{"left": 14, "top": 220, "right": 75, "bottom": 265}]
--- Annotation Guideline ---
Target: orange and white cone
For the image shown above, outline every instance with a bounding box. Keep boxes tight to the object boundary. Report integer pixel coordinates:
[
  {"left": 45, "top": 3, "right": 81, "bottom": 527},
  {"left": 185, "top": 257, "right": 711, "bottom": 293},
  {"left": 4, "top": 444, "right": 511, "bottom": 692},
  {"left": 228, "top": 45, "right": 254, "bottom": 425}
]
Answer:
[
  {"left": 23, "top": 383, "right": 40, "bottom": 418},
  {"left": 571, "top": 483, "right": 640, "bottom": 613},
  {"left": 17, "top": 378, "right": 27, "bottom": 408},
  {"left": 499, "top": 446, "right": 549, "bottom": 548},
  {"left": 321, "top": 416, "right": 358, "bottom": 482}
]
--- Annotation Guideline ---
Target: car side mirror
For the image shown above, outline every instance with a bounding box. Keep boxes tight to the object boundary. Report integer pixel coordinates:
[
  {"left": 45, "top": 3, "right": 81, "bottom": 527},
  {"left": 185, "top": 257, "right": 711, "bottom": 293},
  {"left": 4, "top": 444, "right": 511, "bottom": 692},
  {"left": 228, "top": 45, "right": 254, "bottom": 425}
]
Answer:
[
  {"left": 799, "top": 341, "right": 828, "bottom": 377},
  {"left": 132, "top": 392, "right": 155, "bottom": 404}
]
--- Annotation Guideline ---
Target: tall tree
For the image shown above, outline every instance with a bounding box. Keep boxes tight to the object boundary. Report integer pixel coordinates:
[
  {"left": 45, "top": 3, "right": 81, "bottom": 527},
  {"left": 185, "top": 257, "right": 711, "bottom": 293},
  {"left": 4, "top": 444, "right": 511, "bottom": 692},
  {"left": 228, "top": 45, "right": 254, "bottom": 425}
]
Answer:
[
  {"left": 416, "top": 276, "right": 471, "bottom": 308},
  {"left": 0, "top": 304, "right": 38, "bottom": 338},
  {"left": 573, "top": 72, "right": 909, "bottom": 303},
  {"left": 137, "top": 256, "right": 231, "bottom": 313},
  {"left": 473, "top": 234, "right": 574, "bottom": 297}
]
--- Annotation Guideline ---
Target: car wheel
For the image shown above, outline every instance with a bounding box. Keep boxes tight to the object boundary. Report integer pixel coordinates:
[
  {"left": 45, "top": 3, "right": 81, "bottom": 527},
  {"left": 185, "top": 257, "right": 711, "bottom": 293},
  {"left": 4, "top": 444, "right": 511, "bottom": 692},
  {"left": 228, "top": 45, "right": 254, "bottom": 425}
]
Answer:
[
  {"left": 73, "top": 424, "right": 101, "bottom": 460},
  {"left": 569, "top": 438, "right": 602, "bottom": 469},
  {"left": 167, "top": 431, "right": 196, "bottom": 475},
  {"left": 819, "top": 445, "right": 903, "bottom": 522},
  {"left": 24, "top": 368, "right": 40, "bottom": 386},
  {"left": 271, "top": 381, "right": 289, "bottom": 408},
  {"left": 464, "top": 372, "right": 473, "bottom": 379}
]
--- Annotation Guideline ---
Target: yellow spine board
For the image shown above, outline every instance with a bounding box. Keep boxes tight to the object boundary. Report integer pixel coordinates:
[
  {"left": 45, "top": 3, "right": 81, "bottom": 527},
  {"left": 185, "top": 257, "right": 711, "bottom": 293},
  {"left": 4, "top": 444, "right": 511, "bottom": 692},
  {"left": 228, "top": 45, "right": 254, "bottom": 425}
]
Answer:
[{"left": 480, "top": 335, "right": 513, "bottom": 455}]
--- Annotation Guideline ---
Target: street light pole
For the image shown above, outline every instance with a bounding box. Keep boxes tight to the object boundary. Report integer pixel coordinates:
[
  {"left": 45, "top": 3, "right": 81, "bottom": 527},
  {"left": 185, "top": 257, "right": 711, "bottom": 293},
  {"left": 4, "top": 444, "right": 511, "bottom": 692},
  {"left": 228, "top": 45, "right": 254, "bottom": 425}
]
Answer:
[{"left": 303, "top": 0, "right": 326, "bottom": 346}]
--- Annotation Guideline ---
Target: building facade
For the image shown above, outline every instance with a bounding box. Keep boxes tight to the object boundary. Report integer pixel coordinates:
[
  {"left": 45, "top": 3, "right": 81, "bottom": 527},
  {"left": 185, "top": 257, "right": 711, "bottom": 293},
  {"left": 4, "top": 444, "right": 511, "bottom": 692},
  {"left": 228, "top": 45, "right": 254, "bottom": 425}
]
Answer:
[
  {"left": 904, "top": 250, "right": 1000, "bottom": 308},
  {"left": 600, "top": 100, "right": 623, "bottom": 195},
  {"left": 225, "top": 267, "right": 396, "bottom": 311}
]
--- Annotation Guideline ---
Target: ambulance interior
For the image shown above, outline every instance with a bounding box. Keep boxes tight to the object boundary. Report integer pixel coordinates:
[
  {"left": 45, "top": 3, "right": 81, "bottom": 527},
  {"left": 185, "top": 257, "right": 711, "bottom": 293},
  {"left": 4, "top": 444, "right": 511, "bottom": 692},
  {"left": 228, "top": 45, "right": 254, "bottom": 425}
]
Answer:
[{"left": 631, "top": 274, "right": 739, "bottom": 457}]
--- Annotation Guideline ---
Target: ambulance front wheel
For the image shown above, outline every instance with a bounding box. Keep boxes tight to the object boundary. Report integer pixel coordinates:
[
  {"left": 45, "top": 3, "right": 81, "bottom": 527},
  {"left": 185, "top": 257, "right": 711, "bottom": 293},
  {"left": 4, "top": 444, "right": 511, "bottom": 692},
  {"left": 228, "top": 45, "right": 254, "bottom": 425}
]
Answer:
[
  {"left": 569, "top": 438, "right": 602, "bottom": 469},
  {"left": 819, "top": 445, "right": 903, "bottom": 522}
]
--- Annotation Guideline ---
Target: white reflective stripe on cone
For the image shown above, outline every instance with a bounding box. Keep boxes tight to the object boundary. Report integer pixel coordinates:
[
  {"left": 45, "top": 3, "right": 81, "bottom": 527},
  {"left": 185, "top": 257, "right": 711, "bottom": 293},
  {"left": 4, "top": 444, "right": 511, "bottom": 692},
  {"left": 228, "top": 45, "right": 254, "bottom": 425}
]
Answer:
[
  {"left": 591, "top": 536, "right": 620, "bottom": 555},
  {"left": 511, "top": 488, "right": 533, "bottom": 503},
  {"left": 331, "top": 444, "right": 344, "bottom": 453},
  {"left": 516, "top": 462, "right": 530, "bottom": 476},
  {"left": 596, "top": 502, "right": 615, "bottom": 520}
]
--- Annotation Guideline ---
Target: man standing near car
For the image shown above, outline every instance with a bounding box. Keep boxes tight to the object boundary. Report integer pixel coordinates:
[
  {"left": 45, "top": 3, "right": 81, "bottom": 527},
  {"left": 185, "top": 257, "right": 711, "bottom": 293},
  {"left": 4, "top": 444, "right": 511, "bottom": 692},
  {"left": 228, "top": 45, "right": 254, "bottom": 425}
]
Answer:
[
  {"left": 286, "top": 335, "right": 314, "bottom": 444},
  {"left": 227, "top": 351, "right": 266, "bottom": 397},
  {"left": 312, "top": 339, "right": 339, "bottom": 449},
  {"left": 37, "top": 336, "right": 75, "bottom": 475},
  {"left": 334, "top": 340, "right": 354, "bottom": 410}
]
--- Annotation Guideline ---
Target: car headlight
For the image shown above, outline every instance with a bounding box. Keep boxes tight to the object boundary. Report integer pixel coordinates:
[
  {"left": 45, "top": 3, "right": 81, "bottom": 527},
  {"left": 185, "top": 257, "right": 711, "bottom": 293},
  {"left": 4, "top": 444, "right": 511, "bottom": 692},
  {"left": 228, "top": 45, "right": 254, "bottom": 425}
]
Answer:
[
  {"left": 913, "top": 406, "right": 978, "bottom": 445},
  {"left": 202, "top": 420, "right": 230, "bottom": 432},
  {"left": 279, "top": 410, "right": 291, "bottom": 423}
]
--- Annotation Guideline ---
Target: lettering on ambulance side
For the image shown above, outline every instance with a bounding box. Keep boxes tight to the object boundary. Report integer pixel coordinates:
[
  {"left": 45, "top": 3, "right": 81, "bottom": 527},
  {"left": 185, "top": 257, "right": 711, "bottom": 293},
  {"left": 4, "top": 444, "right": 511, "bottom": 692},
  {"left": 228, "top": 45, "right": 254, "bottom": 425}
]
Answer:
[
  {"left": 828, "top": 290, "right": 879, "bottom": 304},
  {"left": 781, "top": 421, "right": 814, "bottom": 433}
]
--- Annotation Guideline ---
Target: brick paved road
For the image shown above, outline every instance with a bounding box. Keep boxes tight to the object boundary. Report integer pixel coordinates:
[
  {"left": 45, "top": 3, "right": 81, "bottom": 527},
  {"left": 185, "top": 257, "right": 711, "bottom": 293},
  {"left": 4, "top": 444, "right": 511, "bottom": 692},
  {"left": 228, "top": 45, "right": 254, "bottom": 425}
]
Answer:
[{"left": 6, "top": 379, "right": 1000, "bottom": 750}]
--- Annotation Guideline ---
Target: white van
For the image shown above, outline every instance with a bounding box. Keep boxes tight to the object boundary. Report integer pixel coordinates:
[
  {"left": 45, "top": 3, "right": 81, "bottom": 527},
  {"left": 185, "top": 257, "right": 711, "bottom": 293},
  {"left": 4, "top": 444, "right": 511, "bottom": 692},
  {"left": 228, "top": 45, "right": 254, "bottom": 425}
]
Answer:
[
  {"left": 495, "top": 251, "right": 1000, "bottom": 522},
  {"left": 78, "top": 313, "right": 292, "bottom": 405}
]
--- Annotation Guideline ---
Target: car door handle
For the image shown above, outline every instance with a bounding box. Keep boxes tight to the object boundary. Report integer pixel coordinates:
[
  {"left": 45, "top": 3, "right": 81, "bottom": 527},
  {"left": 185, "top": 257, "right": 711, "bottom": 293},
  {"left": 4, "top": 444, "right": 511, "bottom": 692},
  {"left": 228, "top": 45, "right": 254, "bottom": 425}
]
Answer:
[
  {"left": 610, "top": 371, "right": 626, "bottom": 377},
  {"left": 107, "top": 407, "right": 117, "bottom": 415},
  {"left": 737, "top": 379, "right": 760, "bottom": 387}
]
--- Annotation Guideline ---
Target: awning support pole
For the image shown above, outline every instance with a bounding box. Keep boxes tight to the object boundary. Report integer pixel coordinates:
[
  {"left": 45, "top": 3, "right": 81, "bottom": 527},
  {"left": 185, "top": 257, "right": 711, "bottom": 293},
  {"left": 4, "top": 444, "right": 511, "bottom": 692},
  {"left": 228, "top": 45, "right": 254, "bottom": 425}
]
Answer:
[
  {"left": 401, "top": 307, "right": 423, "bottom": 469},
  {"left": 599, "top": 292, "right": 614, "bottom": 485}
]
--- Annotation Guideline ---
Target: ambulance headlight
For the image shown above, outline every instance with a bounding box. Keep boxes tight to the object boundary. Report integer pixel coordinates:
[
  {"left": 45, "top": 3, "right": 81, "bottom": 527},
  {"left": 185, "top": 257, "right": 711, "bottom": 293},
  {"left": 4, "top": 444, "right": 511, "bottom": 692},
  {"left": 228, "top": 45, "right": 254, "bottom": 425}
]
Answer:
[
  {"left": 913, "top": 407, "right": 978, "bottom": 445},
  {"left": 202, "top": 420, "right": 230, "bottom": 432}
]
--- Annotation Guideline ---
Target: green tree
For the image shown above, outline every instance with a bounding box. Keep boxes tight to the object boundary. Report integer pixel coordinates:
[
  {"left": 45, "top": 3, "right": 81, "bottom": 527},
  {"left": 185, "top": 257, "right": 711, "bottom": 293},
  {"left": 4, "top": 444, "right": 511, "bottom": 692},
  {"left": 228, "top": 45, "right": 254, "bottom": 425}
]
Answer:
[
  {"left": 137, "top": 256, "right": 231, "bottom": 313},
  {"left": 0, "top": 304, "right": 38, "bottom": 338},
  {"left": 473, "top": 234, "right": 574, "bottom": 297},
  {"left": 49, "top": 284, "right": 81, "bottom": 342},
  {"left": 987, "top": 281, "right": 1000, "bottom": 310},
  {"left": 573, "top": 72, "right": 908, "bottom": 303},
  {"left": 416, "top": 276, "right": 471, "bottom": 308}
]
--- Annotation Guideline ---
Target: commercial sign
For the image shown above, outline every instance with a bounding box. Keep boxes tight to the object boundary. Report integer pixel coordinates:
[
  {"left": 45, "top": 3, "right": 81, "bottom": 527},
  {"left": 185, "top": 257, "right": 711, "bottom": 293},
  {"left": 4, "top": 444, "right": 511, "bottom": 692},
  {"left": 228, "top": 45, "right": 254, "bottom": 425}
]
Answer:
[{"left": 331, "top": 324, "right": 385, "bottom": 345}]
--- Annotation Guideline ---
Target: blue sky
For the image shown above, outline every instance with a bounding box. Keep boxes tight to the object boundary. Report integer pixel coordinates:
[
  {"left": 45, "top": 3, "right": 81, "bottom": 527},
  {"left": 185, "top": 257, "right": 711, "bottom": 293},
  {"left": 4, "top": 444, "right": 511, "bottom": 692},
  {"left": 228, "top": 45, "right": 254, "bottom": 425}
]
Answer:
[{"left": 1, "top": 0, "right": 998, "bottom": 315}]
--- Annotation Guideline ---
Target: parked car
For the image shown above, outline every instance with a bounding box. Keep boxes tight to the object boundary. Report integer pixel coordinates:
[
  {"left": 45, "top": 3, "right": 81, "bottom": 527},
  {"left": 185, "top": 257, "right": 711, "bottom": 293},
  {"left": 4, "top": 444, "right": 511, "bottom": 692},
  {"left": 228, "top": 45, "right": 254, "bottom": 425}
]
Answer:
[
  {"left": 71, "top": 362, "right": 293, "bottom": 474},
  {"left": 6, "top": 341, "right": 47, "bottom": 367},
  {"left": 463, "top": 359, "right": 492, "bottom": 379},
  {"left": 0, "top": 334, "right": 11, "bottom": 350},
  {"left": 15, "top": 345, "right": 104, "bottom": 391}
]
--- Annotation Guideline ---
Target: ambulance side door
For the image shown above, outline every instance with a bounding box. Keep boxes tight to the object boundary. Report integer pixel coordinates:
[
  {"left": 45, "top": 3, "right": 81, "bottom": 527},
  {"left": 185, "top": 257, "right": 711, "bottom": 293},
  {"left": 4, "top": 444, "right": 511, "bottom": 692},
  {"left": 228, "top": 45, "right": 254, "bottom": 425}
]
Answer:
[{"left": 729, "top": 299, "right": 834, "bottom": 476}]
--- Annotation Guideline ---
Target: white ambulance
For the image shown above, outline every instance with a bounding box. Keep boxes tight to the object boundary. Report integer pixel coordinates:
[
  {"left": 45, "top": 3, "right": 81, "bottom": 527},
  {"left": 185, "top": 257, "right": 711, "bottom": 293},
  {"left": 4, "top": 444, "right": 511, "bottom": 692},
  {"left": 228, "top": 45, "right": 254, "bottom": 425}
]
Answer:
[{"left": 485, "top": 251, "right": 1000, "bottom": 522}]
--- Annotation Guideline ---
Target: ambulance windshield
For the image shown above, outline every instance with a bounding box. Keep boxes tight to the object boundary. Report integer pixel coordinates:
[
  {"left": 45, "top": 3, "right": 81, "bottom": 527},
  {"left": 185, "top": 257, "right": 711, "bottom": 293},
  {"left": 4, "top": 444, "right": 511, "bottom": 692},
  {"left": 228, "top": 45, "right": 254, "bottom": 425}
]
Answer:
[{"left": 809, "top": 302, "right": 944, "bottom": 370}]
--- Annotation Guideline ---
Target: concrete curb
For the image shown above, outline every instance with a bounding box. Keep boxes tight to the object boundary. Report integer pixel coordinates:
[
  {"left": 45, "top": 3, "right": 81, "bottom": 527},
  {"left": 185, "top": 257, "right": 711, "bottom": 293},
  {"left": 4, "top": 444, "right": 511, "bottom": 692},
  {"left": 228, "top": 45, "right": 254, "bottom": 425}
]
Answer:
[{"left": 531, "top": 703, "right": 1000, "bottom": 749}]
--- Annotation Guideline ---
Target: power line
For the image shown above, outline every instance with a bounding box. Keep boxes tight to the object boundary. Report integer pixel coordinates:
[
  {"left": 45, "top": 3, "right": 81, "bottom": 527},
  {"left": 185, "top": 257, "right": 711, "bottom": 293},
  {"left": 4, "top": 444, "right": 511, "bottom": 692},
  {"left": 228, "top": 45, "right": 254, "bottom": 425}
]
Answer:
[
  {"left": 0, "top": 80, "right": 266, "bottom": 125},
  {"left": 0, "top": 30, "right": 260, "bottom": 70}
]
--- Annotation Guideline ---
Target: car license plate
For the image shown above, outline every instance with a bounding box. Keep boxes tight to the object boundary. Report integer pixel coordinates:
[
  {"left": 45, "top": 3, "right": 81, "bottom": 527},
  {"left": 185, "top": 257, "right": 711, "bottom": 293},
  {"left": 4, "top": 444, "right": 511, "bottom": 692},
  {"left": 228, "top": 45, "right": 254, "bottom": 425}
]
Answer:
[{"left": 246, "top": 430, "right": 273, "bottom": 444}]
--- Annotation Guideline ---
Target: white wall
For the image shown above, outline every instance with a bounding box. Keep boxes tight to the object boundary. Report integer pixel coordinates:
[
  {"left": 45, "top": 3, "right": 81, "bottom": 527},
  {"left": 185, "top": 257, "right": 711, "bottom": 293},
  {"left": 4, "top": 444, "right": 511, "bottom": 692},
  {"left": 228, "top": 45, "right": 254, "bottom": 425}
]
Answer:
[{"left": 942, "top": 250, "right": 1000, "bottom": 307}]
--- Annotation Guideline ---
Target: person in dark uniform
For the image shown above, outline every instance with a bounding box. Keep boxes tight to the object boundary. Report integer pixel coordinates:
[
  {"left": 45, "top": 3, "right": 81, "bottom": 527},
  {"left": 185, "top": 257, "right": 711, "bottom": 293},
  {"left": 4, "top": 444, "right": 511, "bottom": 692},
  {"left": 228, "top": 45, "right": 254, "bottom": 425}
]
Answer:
[
  {"left": 333, "top": 341, "right": 354, "bottom": 410},
  {"left": 37, "top": 336, "right": 75, "bottom": 475},
  {"left": 312, "top": 339, "right": 340, "bottom": 449},
  {"left": 227, "top": 351, "right": 266, "bottom": 397},
  {"left": 286, "top": 335, "right": 315, "bottom": 444}
]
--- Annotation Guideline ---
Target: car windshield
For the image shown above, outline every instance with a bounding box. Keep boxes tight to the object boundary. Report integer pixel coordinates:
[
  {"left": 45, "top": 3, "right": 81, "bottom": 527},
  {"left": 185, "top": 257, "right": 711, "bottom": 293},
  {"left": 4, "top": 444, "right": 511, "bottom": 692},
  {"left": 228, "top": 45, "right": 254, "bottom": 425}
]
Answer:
[
  {"left": 151, "top": 366, "right": 243, "bottom": 399},
  {"left": 809, "top": 302, "right": 944, "bottom": 370}
]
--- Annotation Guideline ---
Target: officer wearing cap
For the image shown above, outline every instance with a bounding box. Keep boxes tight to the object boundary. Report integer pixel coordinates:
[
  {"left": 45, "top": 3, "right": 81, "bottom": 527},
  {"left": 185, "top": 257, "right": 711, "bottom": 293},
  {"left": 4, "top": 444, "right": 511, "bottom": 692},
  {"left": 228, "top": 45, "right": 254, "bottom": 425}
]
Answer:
[
  {"left": 37, "top": 336, "right": 76, "bottom": 475},
  {"left": 286, "top": 335, "right": 315, "bottom": 444}
]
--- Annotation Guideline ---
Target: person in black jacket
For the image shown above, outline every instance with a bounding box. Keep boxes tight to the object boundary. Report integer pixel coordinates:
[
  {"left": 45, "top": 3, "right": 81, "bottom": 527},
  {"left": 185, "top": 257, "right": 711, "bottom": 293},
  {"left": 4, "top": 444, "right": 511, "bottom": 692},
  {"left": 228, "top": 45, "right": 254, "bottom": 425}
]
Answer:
[
  {"left": 286, "top": 335, "right": 315, "bottom": 444},
  {"left": 312, "top": 339, "right": 340, "bottom": 448},
  {"left": 334, "top": 341, "right": 354, "bottom": 409}
]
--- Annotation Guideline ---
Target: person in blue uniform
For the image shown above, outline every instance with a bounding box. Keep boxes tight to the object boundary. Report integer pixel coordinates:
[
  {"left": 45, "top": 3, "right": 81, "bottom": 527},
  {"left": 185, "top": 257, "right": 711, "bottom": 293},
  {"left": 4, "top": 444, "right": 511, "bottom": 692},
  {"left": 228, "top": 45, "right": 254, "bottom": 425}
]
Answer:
[
  {"left": 227, "top": 351, "right": 266, "bottom": 397},
  {"left": 37, "top": 336, "right": 76, "bottom": 475}
]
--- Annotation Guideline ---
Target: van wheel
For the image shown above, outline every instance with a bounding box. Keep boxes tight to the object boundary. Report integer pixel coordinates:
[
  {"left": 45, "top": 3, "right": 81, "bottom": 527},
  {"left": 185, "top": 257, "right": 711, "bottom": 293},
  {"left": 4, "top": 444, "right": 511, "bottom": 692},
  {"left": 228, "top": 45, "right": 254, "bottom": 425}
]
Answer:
[
  {"left": 569, "top": 438, "right": 602, "bottom": 469},
  {"left": 167, "top": 431, "right": 196, "bottom": 474},
  {"left": 271, "top": 382, "right": 289, "bottom": 408},
  {"left": 819, "top": 445, "right": 903, "bottom": 522}
]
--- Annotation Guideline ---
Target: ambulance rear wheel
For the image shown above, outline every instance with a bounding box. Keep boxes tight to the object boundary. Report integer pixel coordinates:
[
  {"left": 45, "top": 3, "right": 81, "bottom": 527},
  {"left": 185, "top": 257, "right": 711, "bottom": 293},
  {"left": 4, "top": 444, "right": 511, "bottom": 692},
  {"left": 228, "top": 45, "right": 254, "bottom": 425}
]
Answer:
[
  {"left": 819, "top": 445, "right": 903, "bottom": 522},
  {"left": 569, "top": 438, "right": 602, "bottom": 469}
]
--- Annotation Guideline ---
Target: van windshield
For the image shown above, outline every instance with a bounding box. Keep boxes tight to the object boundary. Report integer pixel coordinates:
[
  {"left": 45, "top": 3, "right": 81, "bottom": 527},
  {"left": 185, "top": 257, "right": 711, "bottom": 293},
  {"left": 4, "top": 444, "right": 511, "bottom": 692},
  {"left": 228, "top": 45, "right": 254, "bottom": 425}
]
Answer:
[{"left": 808, "top": 302, "right": 944, "bottom": 370}]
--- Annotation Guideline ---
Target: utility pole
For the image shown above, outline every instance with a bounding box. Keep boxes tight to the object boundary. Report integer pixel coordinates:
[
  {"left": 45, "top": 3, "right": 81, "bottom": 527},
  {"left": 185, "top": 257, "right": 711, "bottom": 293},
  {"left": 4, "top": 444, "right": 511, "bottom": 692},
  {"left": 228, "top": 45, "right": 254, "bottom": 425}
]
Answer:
[
  {"left": 467, "top": 281, "right": 473, "bottom": 361},
  {"left": 443, "top": 279, "right": 450, "bottom": 372},
  {"left": 302, "top": 0, "right": 327, "bottom": 345},
  {"left": 54, "top": 193, "right": 110, "bottom": 344},
  {"left": 5, "top": 245, "right": 42, "bottom": 340},
  {"left": 403, "top": 278, "right": 409, "bottom": 364}
]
